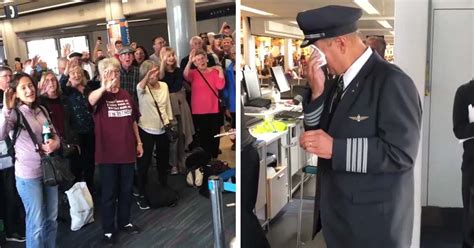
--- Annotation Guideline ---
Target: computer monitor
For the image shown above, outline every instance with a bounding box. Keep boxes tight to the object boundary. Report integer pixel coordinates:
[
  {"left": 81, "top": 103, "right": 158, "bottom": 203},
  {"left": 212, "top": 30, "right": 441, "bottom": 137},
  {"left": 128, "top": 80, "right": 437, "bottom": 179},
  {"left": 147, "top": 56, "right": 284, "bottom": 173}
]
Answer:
[
  {"left": 271, "top": 66, "right": 291, "bottom": 93},
  {"left": 242, "top": 70, "right": 262, "bottom": 100}
]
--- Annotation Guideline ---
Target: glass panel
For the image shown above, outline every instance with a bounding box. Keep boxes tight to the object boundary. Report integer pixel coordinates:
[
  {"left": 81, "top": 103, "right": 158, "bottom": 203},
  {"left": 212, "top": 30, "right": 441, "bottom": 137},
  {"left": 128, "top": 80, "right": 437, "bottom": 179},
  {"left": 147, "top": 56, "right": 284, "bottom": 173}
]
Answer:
[{"left": 26, "top": 38, "right": 58, "bottom": 74}]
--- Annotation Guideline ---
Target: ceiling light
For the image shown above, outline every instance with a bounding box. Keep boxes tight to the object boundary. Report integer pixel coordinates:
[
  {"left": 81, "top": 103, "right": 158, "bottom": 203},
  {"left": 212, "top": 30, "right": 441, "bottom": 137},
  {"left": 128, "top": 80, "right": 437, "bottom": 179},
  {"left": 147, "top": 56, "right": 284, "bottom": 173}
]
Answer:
[
  {"left": 241, "top": 5, "right": 275, "bottom": 16},
  {"left": 353, "top": 0, "right": 380, "bottom": 15},
  {"left": 377, "top": 20, "right": 392, "bottom": 28},
  {"left": 128, "top": 18, "right": 150, "bottom": 23},
  {"left": 97, "top": 18, "right": 151, "bottom": 26},
  {"left": 19, "top": 2, "right": 79, "bottom": 15}
]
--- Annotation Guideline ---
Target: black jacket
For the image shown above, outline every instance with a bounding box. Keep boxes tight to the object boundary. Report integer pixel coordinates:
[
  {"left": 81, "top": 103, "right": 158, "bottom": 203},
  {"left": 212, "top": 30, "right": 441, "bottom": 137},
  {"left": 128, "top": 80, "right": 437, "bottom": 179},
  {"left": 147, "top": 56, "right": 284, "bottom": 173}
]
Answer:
[
  {"left": 453, "top": 80, "right": 474, "bottom": 167},
  {"left": 302, "top": 51, "right": 422, "bottom": 248}
]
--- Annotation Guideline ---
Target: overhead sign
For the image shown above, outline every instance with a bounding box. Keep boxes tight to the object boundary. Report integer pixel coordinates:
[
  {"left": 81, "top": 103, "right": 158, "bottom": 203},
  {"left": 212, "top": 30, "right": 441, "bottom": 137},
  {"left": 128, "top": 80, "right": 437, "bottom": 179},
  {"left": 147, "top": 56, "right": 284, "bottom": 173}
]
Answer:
[{"left": 4, "top": 5, "right": 18, "bottom": 19}]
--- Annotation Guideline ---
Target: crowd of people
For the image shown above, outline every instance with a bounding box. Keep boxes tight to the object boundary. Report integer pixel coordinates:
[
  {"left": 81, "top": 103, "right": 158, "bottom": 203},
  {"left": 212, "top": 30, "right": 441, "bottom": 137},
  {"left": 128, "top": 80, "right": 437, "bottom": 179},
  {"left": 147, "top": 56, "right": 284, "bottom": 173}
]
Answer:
[{"left": 0, "top": 22, "right": 236, "bottom": 247}]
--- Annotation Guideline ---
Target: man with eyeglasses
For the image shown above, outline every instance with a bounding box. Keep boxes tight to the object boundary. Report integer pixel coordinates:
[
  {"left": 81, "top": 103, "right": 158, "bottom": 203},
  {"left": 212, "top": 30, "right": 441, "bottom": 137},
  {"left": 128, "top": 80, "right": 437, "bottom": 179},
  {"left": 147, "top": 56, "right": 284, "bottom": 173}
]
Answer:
[
  {"left": 149, "top": 36, "right": 167, "bottom": 65},
  {"left": 0, "top": 66, "right": 26, "bottom": 243}
]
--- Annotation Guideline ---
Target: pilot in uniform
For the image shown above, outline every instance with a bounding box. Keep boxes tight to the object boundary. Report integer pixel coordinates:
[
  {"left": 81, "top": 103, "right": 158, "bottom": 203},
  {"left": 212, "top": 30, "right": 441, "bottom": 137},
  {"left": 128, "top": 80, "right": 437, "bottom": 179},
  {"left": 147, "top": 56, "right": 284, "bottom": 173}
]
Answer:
[{"left": 295, "top": 5, "right": 423, "bottom": 248}]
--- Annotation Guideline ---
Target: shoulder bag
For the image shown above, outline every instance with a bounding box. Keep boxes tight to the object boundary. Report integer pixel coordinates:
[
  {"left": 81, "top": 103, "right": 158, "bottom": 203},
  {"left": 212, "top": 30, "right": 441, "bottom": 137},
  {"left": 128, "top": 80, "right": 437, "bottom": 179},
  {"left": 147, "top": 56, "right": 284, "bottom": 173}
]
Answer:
[
  {"left": 147, "top": 86, "right": 179, "bottom": 142},
  {"left": 19, "top": 107, "right": 75, "bottom": 187}
]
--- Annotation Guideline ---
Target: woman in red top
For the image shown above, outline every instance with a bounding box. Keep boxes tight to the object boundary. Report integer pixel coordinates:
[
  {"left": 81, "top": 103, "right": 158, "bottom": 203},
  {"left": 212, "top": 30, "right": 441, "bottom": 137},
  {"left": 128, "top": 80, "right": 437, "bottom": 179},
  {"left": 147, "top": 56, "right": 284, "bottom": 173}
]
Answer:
[
  {"left": 88, "top": 57, "right": 143, "bottom": 245},
  {"left": 183, "top": 49, "right": 225, "bottom": 158}
]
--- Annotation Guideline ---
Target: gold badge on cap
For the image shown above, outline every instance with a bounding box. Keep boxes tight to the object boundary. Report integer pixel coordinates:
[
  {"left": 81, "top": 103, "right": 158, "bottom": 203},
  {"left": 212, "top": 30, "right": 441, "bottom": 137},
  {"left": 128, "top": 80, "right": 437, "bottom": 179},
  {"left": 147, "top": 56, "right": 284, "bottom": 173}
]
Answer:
[{"left": 349, "top": 114, "right": 369, "bottom": 122}]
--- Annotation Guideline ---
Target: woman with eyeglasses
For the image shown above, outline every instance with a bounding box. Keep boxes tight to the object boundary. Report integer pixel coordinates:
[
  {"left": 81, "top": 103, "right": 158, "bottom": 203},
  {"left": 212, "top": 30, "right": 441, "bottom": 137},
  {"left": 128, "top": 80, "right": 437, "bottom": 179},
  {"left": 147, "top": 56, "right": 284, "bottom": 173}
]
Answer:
[{"left": 88, "top": 58, "right": 143, "bottom": 245}]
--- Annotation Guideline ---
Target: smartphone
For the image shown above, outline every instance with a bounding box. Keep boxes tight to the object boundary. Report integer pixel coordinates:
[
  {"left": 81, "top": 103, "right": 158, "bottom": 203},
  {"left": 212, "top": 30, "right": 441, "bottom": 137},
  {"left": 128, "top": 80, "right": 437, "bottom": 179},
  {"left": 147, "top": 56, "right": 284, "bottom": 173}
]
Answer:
[{"left": 310, "top": 44, "right": 327, "bottom": 68}]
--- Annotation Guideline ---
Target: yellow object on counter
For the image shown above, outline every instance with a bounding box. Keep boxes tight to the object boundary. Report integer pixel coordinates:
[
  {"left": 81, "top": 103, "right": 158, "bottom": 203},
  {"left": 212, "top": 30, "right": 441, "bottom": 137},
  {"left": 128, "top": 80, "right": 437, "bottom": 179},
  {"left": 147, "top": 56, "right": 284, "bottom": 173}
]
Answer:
[{"left": 251, "top": 119, "right": 288, "bottom": 134}]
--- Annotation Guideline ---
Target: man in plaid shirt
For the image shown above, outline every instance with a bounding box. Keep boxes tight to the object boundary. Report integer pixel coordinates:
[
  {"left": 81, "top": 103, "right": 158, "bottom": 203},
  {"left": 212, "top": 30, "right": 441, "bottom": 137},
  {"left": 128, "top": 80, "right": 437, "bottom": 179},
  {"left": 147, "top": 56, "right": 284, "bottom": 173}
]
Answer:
[{"left": 118, "top": 46, "right": 140, "bottom": 102}]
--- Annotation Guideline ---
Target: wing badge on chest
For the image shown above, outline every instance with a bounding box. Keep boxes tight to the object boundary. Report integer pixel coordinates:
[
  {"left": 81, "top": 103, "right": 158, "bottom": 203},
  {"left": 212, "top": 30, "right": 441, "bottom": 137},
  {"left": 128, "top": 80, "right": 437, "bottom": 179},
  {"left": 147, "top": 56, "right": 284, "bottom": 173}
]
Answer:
[{"left": 348, "top": 114, "right": 369, "bottom": 122}]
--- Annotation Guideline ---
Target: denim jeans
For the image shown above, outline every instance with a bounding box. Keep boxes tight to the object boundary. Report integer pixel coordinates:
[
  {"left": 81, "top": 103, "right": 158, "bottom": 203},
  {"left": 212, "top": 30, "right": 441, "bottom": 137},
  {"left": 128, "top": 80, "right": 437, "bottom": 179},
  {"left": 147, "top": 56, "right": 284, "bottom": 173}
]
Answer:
[{"left": 16, "top": 176, "right": 58, "bottom": 248}]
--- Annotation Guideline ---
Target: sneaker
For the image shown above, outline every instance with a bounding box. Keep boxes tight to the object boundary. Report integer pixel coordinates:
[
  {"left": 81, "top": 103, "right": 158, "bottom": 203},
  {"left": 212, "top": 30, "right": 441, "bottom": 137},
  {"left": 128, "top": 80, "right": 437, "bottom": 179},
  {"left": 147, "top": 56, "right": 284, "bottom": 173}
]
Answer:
[
  {"left": 170, "top": 166, "right": 178, "bottom": 175},
  {"left": 102, "top": 233, "right": 115, "bottom": 246},
  {"left": 136, "top": 196, "right": 150, "bottom": 210},
  {"left": 6, "top": 233, "right": 26, "bottom": 242},
  {"left": 132, "top": 187, "right": 139, "bottom": 197},
  {"left": 120, "top": 223, "right": 140, "bottom": 234}
]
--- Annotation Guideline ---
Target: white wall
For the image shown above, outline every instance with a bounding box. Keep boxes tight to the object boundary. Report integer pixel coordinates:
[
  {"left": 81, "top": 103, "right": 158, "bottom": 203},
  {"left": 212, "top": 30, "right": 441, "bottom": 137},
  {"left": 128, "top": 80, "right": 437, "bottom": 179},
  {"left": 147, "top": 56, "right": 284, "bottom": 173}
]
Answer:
[{"left": 394, "top": 0, "right": 429, "bottom": 247}]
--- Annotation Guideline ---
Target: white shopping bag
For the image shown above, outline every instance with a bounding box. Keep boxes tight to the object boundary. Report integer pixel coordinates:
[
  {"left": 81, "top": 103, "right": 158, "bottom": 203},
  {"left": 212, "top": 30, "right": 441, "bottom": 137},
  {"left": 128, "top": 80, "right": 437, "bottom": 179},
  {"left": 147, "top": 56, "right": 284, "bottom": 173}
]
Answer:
[{"left": 65, "top": 182, "right": 94, "bottom": 231}]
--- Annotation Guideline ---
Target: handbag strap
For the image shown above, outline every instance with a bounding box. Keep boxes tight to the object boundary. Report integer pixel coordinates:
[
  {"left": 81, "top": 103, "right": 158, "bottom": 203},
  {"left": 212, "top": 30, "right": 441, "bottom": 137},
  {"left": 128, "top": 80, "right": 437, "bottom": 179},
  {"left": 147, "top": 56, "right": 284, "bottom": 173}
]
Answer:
[
  {"left": 196, "top": 69, "right": 220, "bottom": 101},
  {"left": 17, "top": 108, "right": 43, "bottom": 155},
  {"left": 146, "top": 86, "right": 166, "bottom": 125}
]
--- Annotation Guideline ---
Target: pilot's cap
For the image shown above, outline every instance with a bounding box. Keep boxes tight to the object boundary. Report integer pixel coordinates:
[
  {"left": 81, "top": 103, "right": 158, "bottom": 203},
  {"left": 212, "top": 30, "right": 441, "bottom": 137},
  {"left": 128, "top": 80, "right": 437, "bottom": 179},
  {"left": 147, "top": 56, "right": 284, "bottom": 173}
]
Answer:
[{"left": 297, "top": 5, "right": 363, "bottom": 48}]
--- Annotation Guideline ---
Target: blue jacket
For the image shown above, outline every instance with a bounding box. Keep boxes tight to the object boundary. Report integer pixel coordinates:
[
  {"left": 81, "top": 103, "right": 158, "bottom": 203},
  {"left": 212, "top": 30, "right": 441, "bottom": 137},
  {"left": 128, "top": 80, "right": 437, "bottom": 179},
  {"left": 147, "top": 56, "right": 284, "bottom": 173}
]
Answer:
[{"left": 222, "top": 61, "right": 236, "bottom": 112}]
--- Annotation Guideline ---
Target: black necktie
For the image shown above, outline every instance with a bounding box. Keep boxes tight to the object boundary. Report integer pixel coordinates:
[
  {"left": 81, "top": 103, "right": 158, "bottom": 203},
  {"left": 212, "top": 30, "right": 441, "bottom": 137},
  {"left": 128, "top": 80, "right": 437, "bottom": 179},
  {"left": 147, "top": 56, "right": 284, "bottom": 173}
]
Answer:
[
  {"left": 330, "top": 76, "right": 344, "bottom": 114},
  {"left": 327, "top": 76, "right": 344, "bottom": 124}
]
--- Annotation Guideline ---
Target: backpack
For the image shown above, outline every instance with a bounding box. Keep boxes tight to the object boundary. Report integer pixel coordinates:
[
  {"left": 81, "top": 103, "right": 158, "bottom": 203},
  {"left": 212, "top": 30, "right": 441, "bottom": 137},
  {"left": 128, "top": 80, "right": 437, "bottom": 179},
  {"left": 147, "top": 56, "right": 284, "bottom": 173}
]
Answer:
[
  {"left": 0, "top": 108, "right": 22, "bottom": 170},
  {"left": 185, "top": 147, "right": 211, "bottom": 170},
  {"left": 145, "top": 181, "right": 179, "bottom": 208}
]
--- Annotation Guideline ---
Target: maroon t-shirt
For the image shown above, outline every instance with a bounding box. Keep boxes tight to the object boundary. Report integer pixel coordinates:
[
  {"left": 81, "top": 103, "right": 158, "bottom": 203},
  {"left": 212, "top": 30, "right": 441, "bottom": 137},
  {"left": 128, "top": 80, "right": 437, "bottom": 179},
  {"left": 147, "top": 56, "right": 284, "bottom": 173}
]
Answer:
[
  {"left": 42, "top": 98, "right": 66, "bottom": 138},
  {"left": 93, "top": 89, "right": 140, "bottom": 164}
]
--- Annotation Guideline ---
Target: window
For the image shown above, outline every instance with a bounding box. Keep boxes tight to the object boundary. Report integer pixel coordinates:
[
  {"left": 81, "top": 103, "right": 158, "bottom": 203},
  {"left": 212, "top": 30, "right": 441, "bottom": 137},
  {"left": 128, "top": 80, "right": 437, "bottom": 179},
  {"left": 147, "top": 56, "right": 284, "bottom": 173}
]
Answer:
[{"left": 26, "top": 38, "right": 58, "bottom": 74}]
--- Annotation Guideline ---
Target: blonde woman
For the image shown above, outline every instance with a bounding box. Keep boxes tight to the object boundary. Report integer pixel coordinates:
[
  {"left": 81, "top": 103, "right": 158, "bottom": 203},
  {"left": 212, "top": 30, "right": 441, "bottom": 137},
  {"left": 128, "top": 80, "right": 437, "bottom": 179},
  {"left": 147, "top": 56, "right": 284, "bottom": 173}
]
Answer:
[
  {"left": 136, "top": 60, "right": 173, "bottom": 209},
  {"left": 59, "top": 65, "right": 95, "bottom": 192},
  {"left": 160, "top": 47, "right": 194, "bottom": 174}
]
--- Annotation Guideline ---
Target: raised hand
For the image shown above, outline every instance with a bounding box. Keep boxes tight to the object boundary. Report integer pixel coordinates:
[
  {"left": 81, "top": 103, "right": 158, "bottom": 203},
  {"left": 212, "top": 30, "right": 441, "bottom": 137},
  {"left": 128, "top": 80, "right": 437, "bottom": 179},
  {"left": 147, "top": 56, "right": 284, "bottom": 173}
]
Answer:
[
  {"left": 142, "top": 67, "right": 160, "bottom": 85},
  {"left": 95, "top": 39, "right": 101, "bottom": 48},
  {"left": 307, "top": 46, "right": 326, "bottom": 99},
  {"left": 107, "top": 42, "right": 115, "bottom": 56},
  {"left": 62, "top": 44, "right": 71, "bottom": 58},
  {"left": 188, "top": 49, "right": 196, "bottom": 64},
  {"left": 3, "top": 88, "right": 16, "bottom": 110}
]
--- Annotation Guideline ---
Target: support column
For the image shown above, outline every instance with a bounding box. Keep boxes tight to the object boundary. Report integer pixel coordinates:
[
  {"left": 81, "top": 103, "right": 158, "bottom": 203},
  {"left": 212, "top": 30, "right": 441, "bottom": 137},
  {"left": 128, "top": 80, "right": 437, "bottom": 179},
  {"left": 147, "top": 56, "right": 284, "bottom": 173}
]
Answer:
[
  {"left": 242, "top": 16, "right": 256, "bottom": 70},
  {"left": 394, "top": 0, "right": 429, "bottom": 247},
  {"left": 166, "top": 0, "right": 197, "bottom": 61},
  {"left": 2, "top": 20, "right": 23, "bottom": 65},
  {"left": 104, "top": 0, "right": 125, "bottom": 21},
  {"left": 283, "top": 38, "right": 293, "bottom": 71}
]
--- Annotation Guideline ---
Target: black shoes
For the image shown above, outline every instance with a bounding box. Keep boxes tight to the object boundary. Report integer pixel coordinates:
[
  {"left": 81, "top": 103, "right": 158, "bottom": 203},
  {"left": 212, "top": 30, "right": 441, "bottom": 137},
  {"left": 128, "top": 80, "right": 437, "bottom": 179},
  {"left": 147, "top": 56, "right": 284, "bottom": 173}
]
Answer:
[
  {"left": 102, "top": 233, "right": 115, "bottom": 246},
  {"left": 136, "top": 196, "right": 150, "bottom": 210},
  {"left": 5, "top": 233, "right": 26, "bottom": 242},
  {"left": 120, "top": 223, "right": 140, "bottom": 234}
]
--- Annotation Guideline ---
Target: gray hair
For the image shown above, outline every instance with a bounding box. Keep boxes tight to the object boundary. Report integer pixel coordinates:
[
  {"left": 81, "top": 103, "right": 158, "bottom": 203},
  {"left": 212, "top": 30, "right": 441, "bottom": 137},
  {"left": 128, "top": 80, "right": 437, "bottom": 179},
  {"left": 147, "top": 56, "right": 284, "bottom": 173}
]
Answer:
[
  {"left": 98, "top": 57, "right": 120, "bottom": 78},
  {"left": 139, "top": 60, "right": 159, "bottom": 81}
]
